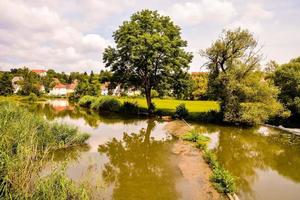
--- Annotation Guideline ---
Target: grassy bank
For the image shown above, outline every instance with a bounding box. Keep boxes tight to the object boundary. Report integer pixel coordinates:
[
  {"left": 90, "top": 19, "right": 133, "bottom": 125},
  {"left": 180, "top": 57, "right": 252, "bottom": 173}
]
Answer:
[
  {"left": 118, "top": 97, "right": 219, "bottom": 113},
  {"left": 181, "top": 129, "right": 236, "bottom": 194},
  {"left": 77, "top": 95, "right": 221, "bottom": 122},
  {"left": 0, "top": 102, "right": 90, "bottom": 199}
]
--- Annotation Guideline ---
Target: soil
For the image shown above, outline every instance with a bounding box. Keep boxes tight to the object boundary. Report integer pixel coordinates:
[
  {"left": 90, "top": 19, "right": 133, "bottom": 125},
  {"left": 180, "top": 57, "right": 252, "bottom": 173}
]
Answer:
[{"left": 164, "top": 120, "right": 226, "bottom": 200}]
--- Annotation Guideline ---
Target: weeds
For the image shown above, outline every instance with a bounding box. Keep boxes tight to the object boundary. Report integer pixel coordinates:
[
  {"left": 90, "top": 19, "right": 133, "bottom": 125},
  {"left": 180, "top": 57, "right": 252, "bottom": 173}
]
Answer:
[
  {"left": 182, "top": 128, "right": 236, "bottom": 194},
  {"left": 0, "top": 103, "right": 90, "bottom": 199}
]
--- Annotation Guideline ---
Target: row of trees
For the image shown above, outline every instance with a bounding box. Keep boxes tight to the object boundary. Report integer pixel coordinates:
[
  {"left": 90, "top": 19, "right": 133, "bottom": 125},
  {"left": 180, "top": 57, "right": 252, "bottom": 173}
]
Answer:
[{"left": 103, "top": 10, "right": 299, "bottom": 126}]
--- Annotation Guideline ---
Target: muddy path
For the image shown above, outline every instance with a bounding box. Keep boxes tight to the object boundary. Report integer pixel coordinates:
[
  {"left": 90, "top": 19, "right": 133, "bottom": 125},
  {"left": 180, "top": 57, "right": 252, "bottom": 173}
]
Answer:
[{"left": 164, "top": 120, "right": 226, "bottom": 200}]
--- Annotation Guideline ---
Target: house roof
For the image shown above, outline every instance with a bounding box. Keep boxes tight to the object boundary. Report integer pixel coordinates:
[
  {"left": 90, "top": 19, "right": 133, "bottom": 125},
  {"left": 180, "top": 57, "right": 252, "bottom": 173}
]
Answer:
[
  {"left": 32, "top": 69, "right": 47, "bottom": 73},
  {"left": 53, "top": 83, "right": 67, "bottom": 89},
  {"left": 53, "top": 83, "right": 76, "bottom": 89}
]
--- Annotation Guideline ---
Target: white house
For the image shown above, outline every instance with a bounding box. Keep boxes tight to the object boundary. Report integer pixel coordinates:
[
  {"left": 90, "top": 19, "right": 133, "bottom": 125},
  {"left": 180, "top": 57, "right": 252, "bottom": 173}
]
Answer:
[
  {"left": 101, "top": 82, "right": 109, "bottom": 95},
  {"left": 49, "top": 82, "right": 76, "bottom": 96},
  {"left": 11, "top": 76, "right": 23, "bottom": 93},
  {"left": 32, "top": 69, "right": 47, "bottom": 77}
]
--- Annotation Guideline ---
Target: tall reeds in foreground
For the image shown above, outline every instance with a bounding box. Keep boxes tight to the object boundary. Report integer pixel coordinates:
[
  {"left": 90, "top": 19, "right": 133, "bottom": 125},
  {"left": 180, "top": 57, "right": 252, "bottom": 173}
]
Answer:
[{"left": 0, "top": 102, "right": 90, "bottom": 199}]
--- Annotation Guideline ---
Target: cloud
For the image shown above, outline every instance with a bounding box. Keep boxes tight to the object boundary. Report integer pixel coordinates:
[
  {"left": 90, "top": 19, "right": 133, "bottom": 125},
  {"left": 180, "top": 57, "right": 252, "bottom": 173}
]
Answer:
[
  {"left": 0, "top": 0, "right": 114, "bottom": 72},
  {"left": 228, "top": 3, "right": 273, "bottom": 33},
  {"left": 163, "top": 0, "right": 237, "bottom": 25}
]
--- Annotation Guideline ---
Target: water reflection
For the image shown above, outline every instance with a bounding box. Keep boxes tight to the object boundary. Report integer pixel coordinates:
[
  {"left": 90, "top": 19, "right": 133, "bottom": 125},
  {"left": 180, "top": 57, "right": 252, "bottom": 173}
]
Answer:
[
  {"left": 98, "top": 121, "right": 178, "bottom": 200},
  {"left": 193, "top": 124, "right": 300, "bottom": 200}
]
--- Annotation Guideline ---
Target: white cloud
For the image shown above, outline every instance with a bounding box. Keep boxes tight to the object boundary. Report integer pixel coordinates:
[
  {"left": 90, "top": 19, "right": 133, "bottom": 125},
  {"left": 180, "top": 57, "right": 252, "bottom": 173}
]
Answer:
[
  {"left": 228, "top": 3, "right": 273, "bottom": 33},
  {"left": 0, "top": 0, "right": 113, "bottom": 72},
  {"left": 164, "top": 0, "right": 237, "bottom": 25}
]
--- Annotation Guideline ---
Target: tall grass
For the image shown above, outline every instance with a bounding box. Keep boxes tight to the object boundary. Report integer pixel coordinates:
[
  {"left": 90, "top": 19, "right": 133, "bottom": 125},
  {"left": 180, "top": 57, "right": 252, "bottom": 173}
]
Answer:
[
  {"left": 181, "top": 129, "right": 236, "bottom": 194},
  {"left": 0, "top": 102, "right": 90, "bottom": 199}
]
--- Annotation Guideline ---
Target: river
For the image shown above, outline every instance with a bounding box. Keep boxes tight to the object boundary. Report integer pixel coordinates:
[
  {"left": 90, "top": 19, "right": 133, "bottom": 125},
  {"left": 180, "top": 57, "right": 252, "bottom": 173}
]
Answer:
[{"left": 26, "top": 99, "right": 300, "bottom": 200}]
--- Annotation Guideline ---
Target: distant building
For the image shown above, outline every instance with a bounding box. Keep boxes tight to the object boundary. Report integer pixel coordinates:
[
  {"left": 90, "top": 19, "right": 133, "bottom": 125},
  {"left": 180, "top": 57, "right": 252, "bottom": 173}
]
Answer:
[
  {"left": 101, "top": 82, "right": 109, "bottom": 95},
  {"left": 32, "top": 69, "right": 47, "bottom": 77},
  {"left": 49, "top": 81, "right": 77, "bottom": 96},
  {"left": 11, "top": 76, "right": 23, "bottom": 93}
]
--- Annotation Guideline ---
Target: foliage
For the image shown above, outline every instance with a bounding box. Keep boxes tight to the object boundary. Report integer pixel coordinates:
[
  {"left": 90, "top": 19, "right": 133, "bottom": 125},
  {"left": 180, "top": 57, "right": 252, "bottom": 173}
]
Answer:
[
  {"left": 273, "top": 57, "right": 300, "bottom": 124},
  {"left": 201, "top": 28, "right": 285, "bottom": 126},
  {"left": 78, "top": 95, "right": 97, "bottom": 108},
  {"left": 175, "top": 103, "right": 189, "bottom": 119},
  {"left": 27, "top": 92, "right": 38, "bottom": 102},
  {"left": 0, "top": 72, "right": 13, "bottom": 95},
  {"left": 91, "top": 96, "right": 121, "bottom": 113},
  {"left": 73, "top": 79, "right": 100, "bottom": 100},
  {"left": 151, "top": 89, "right": 159, "bottom": 98},
  {"left": 120, "top": 101, "right": 139, "bottom": 114},
  {"left": 211, "top": 165, "right": 236, "bottom": 193},
  {"left": 191, "top": 72, "right": 208, "bottom": 100},
  {"left": 0, "top": 103, "right": 90, "bottom": 199},
  {"left": 103, "top": 9, "right": 193, "bottom": 111},
  {"left": 33, "top": 169, "right": 89, "bottom": 200}
]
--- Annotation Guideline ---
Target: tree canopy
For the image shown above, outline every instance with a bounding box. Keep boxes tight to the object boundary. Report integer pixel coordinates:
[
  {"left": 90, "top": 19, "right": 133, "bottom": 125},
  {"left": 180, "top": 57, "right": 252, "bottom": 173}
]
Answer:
[
  {"left": 273, "top": 57, "right": 300, "bottom": 125},
  {"left": 103, "top": 9, "right": 193, "bottom": 111},
  {"left": 201, "top": 28, "right": 286, "bottom": 125}
]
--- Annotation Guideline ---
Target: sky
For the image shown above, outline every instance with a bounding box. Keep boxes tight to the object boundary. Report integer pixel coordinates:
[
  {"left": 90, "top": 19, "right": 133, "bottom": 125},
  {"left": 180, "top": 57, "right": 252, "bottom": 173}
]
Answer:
[{"left": 0, "top": 0, "right": 299, "bottom": 73}]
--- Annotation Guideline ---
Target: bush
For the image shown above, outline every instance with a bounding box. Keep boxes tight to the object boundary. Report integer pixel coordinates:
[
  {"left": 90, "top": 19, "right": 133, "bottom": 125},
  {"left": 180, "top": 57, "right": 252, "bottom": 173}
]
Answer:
[
  {"left": 181, "top": 129, "right": 199, "bottom": 142},
  {"left": 120, "top": 101, "right": 139, "bottom": 114},
  {"left": 203, "top": 149, "right": 219, "bottom": 169},
  {"left": 195, "top": 134, "right": 210, "bottom": 149},
  {"left": 211, "top": 166, "right": 236, "bottom": 194},
  {"left": 91, "top": 96, "right": 121, "bottom": 113},
  {"left": 78, "top": 95, "right": 96, "bottom": 108},
  {"left": 175, "top": 103, "right": 189, "bottom": 119},
  {"left": 27, "top": 92, "right": 38, "bottom": 102},
  {"left": 33, "top": 169, "right": 89, "bottom": 200},
  {"left": 0, "top": 103, "right": 90, "bottom": 199}
]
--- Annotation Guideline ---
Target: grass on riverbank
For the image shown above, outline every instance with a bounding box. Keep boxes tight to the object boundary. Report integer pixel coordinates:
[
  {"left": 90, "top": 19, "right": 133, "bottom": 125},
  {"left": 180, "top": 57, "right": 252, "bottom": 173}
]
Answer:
[
  {"left": 118, "top": 97, "right": 219, "bottom": 113},
  {"left": 78, "top": 95, "right": 221, "bottom": 122},
  {"left": 0, "top": 102, "right": 90, "bottom": 199},
  {"left": 181, "top": 130, "right": 236, "bottom": 194}
]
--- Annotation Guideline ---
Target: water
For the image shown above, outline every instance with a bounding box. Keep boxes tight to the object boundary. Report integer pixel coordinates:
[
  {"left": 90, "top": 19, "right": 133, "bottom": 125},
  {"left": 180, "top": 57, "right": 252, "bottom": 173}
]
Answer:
[
  {"left": 193, "top": 123, "right": 300, "bottom": 200},
  {"left": 27, "top": 99, "right": 300, "bottom": 200}
]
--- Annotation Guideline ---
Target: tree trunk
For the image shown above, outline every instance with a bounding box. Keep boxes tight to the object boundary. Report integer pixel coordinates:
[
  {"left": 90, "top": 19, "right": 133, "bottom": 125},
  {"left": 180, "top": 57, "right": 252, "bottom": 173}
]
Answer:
[{"left": 145, "top": 86, "right": 153, "bottom": 113}]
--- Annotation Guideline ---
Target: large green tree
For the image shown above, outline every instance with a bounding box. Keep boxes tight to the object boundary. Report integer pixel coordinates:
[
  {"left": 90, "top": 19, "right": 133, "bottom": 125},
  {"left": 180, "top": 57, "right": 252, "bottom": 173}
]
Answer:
[
  {"left": 273, "top": 57, "right": 300, "bottom": 125},
  {"left": 201, "top": 28, "right": 285, "bottom": 125},
  {"left": 103, "top": 10, "right": 193, "bottom": 111}
]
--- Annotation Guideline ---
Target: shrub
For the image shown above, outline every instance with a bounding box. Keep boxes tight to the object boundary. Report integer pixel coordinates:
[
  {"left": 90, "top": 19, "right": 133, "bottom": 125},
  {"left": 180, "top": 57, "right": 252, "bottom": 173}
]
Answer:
[
  {"left": 120, "top": 101, "right": 139, "bottom": 114},
  {"left": 91, "top": 96, "right": 121, "bottom": 113},
  {"left": 27, "top": 92, "right": 38, "bottom": 102},
  {"left": 195, "top": 134, "right": 210, "bottom": 149},
  {"left": 181, "top": 129, "right": 199, "bottom": 142},
  {"left": 175, "top": 103, "right": 189, "bottom": 119},
  {"left": 33, "top": 169, "right": 89, "bottom": 200},
  {"left": 78, "top": 95, "right": 96, "bottom": 108},
  {"left": 203, "top": 149, "right": 219, "bottom": 169},
  {"left": 211, "top": 166, "right": 236, "bottom": 193},
  {"left": 0, "top": 103, "right": 90, "bottom": 199}
]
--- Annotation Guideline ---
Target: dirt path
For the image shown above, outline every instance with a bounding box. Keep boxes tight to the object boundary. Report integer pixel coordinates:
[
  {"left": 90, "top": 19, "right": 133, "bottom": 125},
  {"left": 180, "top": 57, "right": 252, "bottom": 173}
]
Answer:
[{"left": 164, "top": 120, "right": 225, "bottom": 200}]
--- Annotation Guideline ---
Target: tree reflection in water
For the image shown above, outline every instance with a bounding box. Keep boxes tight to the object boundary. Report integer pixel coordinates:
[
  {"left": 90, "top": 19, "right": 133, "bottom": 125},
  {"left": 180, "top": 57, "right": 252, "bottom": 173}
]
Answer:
[
  {"left": 98, "top": 120, "right": 179, "bottom": 200},
  {"left": 194, "top": 124, "right": 300, "bottom": 199}
]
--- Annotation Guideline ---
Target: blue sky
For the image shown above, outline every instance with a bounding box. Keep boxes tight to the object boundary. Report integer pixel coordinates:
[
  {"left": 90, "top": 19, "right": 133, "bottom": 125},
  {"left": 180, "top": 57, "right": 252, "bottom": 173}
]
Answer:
[{"left": 0, "top": 0, "right": 299, "bottom": 72}]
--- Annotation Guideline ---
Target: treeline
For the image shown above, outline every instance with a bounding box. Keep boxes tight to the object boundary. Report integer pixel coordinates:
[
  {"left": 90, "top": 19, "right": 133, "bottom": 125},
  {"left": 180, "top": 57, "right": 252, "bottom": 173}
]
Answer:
[{"left": 0, "top": 68, "right": 112, "bottom": 96}]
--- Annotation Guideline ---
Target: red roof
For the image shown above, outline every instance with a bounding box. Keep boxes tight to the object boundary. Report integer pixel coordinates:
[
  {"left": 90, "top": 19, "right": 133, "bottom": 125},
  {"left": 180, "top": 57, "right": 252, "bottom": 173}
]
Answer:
[
  {"left": 66, "top": 83, "right": 76, "bottom": 90},
  {"left": 53, "top": 83, "right": 77, "bottom": 89},
  {"left": 54, "top": 83, "right": 67, "bottom": 89},
  {"left": 32, "top": 69, "right": 47, "bottom": 73}
]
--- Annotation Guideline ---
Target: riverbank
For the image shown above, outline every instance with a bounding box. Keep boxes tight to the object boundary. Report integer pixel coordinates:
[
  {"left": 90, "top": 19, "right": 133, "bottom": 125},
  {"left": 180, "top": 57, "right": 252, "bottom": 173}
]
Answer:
[
  {"left": 164, "top": 120, "right": 227, "bottom": 200},
  {"left": 0, "top": 103, "right": 90, "bottom": 199}
]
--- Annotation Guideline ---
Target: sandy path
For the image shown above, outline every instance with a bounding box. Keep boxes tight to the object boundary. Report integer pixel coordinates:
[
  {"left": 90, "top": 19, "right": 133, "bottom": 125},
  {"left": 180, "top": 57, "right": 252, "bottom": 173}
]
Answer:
[{"left": 165, "top": 120, "right": 225, "bottom": 200}]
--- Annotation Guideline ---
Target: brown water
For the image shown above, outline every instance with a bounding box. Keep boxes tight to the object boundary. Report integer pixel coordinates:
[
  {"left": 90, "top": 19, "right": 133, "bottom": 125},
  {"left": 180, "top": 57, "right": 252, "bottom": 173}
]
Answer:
[{"left": 27, "top": 99, "right": 300, "bottom": 200}]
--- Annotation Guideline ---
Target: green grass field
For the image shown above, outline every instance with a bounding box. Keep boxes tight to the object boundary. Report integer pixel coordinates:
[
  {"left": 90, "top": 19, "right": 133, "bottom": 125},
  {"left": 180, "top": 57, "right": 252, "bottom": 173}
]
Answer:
[{"left": 118, "top": 97, "right": 219, "bottom": 113}]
